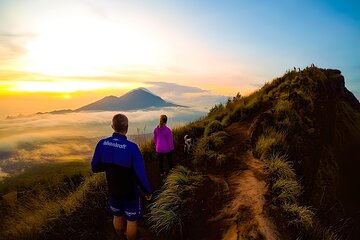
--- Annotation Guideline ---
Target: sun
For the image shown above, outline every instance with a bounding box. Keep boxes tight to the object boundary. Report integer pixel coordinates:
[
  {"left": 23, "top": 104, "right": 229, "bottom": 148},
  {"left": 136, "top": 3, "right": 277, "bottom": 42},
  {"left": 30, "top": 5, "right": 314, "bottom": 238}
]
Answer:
[
  {"left": 24, "top": 16, "right": 167, "bottom": 77},
  {"left": 62, "top": 94, "right": 72, "bottom": 99}
]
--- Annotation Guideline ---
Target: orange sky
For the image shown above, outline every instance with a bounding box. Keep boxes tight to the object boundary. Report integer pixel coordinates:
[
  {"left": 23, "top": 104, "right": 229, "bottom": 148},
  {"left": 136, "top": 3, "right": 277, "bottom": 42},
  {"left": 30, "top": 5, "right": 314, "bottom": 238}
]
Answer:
[
  {"left": 2, "top": 0, "right": 358, "bottom": 116},
  {"left": 0, "top": 1, "right": 267, "bottom": 116}
]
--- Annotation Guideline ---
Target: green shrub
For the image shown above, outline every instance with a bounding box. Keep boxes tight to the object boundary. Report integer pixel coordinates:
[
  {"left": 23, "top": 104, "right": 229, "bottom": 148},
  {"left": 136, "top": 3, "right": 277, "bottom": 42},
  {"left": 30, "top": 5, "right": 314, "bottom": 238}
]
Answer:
[{"left": 204, "top": 120, "right": 223, "bottom": 136}]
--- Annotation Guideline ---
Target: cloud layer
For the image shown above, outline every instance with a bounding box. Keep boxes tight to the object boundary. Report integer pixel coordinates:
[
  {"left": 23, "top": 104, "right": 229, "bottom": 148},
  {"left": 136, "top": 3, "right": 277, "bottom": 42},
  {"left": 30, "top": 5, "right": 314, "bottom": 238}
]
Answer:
[
  {"left": 0, "top": 107, "right": 205, "bottom": 180},
  {"left": 146, "top": 81, "right": 228, "bottom": 110}
]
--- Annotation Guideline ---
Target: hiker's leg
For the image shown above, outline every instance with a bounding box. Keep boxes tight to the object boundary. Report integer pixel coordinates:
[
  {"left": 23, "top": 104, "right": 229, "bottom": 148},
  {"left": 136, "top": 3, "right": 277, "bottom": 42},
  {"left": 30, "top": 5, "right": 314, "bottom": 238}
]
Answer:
[
  {"left": 113, "top": 216, "right": 126, "bottom": 237},
  {"left": 167, "top": 152, "right": 173, "bottom": 171},
  {"left": 126, "top": 220, "right": 138, "bottom": 240},
  {"left": 158, "top": 153, "right": 164, "bottom": 174}
]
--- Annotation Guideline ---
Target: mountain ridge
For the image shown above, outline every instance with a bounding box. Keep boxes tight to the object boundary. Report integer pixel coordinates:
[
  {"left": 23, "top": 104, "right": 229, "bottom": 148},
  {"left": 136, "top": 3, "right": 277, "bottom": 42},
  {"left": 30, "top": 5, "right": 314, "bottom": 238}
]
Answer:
[{"left": 37, "top": 88, "right": 186, "bottom": 114}]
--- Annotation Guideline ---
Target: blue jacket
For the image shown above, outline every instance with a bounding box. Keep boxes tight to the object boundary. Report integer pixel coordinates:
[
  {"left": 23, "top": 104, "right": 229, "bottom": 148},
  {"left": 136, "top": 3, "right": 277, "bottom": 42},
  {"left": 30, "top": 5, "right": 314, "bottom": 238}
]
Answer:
[{"left": 91, "top": 133, "right": 152, "bottom": 199}]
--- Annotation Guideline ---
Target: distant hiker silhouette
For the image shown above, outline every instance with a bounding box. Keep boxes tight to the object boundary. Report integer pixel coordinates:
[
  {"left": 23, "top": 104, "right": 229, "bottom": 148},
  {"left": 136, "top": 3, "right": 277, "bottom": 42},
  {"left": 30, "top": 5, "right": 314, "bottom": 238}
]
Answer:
[
  {"left": 91, "top": 114, "right": 152, "bottom": 240},
  {"left": 153, "top": 115, "right": 174, "bottom": 177}
]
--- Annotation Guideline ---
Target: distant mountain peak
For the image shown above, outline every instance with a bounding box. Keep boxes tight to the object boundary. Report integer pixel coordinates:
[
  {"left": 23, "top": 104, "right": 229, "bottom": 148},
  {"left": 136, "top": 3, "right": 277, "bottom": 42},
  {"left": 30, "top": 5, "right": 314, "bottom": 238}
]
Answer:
[
  {"left": 128, "top": 87, "right": 154, "bottom": 95},
  {"left": 75, "top": 87, "right": 185, "bottom": 112},
  {"left": 103, "top": 95, "right": 118, "bottom": 99}
]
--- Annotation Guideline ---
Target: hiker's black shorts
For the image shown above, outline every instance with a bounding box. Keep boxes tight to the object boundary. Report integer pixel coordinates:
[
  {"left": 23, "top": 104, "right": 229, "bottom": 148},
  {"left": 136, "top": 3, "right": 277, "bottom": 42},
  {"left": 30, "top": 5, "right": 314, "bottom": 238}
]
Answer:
[{"left": 108, "top": 196, "right": 142, "bottom": 221}]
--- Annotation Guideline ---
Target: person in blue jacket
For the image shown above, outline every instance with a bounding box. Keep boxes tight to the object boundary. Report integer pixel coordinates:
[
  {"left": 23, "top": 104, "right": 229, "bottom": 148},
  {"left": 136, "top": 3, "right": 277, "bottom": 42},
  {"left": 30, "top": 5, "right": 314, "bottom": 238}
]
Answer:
[{"left": 91, "top": 113, "right": 152, "bottom": 240}]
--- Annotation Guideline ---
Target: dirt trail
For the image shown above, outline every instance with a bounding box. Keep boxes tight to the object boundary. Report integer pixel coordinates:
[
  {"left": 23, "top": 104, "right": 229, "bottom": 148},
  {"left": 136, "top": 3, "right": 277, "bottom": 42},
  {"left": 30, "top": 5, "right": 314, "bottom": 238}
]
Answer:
[{"left": 211, "top": 122, "right": 279, "bottom": 240}]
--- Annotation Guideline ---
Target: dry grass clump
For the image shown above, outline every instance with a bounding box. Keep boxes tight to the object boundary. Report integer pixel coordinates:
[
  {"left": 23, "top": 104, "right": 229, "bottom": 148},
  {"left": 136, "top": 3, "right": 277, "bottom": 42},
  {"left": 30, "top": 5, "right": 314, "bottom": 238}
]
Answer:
[
  {"left": 147, "top": 166, "right": 203, "bottom": 237},
  {"left": 272, "top": 178, "right": 301, "bottom": 204},
  {"left": 267, "top": 153, "right": 296, "bottom": 181},
  {"left": 204, "top": 120, "right": 223, "bottom": 136},
  {"left": 255, "top": 127, "right": 314, "bottom": 229},
  {"left": 193, "top": 131, "right": 229, "bottom": 169},
  {"left": 274, "top": 100, "right": 293, "bottom": 120},
  {"left": 139, "top": 138, "right": 156, "bottom": 162},
  {"left": 254, "top": 127, "right": 287, "bottom": 159},
  {"left": 282, "top": 203, "right": 314, "bottom": 229}
]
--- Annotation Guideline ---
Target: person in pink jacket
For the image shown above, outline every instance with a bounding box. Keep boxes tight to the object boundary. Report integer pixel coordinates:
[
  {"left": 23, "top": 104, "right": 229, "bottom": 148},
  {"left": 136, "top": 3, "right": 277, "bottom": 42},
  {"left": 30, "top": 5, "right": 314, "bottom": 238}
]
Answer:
[{"left": 153, "top": 115, "right": 174, "bottom": 176}]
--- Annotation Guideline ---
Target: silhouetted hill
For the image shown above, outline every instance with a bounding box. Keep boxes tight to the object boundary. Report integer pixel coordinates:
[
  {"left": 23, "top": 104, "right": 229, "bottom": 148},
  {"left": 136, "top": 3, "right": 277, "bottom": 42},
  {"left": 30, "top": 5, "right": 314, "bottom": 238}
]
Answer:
[{"left": 76, "top": 87, "right": 184, "bottom": 111}]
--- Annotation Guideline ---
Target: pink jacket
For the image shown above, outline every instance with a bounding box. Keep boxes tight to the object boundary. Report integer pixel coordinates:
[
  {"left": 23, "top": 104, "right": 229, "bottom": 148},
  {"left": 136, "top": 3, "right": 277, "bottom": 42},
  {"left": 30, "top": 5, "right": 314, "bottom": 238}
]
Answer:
[{"left": 153, "top": 125, "right": 174, "bottom": 153}]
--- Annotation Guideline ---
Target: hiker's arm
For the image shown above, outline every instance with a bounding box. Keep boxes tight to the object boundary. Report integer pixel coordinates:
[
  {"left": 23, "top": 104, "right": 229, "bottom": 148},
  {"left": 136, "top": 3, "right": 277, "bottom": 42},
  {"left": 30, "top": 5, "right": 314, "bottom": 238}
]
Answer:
[
  {"left": 133, "top": 145, "right": 152, "bottom": 195},
  {"left": 167, "top": 129, "right": 174, "bottom": 151},
  {"left": 153, "top": 128, "right": 157, "bottom": 147},
  {"left": 91, "top": 141, "right": 104, "bottom": 173}
]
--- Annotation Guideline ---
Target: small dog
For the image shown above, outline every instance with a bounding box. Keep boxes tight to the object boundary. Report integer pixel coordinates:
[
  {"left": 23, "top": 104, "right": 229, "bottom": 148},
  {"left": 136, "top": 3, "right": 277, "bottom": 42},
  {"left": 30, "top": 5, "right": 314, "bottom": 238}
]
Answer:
[{"left": 184, "top": 135, "right": 194, "bottom": 154}]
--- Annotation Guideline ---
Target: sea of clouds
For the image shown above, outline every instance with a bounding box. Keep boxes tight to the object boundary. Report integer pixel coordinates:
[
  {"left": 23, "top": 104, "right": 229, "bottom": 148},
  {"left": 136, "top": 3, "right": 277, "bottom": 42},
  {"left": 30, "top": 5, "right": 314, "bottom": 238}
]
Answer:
[{"left": 0, "top": 107, "right": 205, "bottom": 180}]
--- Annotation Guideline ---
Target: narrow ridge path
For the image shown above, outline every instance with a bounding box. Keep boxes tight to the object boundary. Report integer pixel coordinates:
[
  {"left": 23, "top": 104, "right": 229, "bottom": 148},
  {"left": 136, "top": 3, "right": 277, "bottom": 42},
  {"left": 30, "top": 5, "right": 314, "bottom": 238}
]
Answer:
[{"left": 211, "top": 122, "right": 278, "bottom": 240}]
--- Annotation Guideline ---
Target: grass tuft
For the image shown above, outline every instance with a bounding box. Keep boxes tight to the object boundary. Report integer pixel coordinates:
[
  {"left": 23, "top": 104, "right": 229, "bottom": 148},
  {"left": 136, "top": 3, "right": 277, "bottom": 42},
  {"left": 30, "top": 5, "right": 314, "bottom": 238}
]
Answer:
[
  {"left": 272, "top": 178, "right": 301, "bottom": 204},
  {"left": 147, "top": 166, "right": 203, "bottom": 237},
  {"left": 267, "top": 153, "right": 296, "bottom": 181},
  {"left": 204, "top": 120, "right": 223, "bottom": 136},
  {"left": 254, "top": 127, "right": 287, "bottom": 159},
  {"left": 193, "top": 131, "right": 229, "bottom": 170},
  {"left": 282, "top": 203, "right": 314, "bottom": 229}
]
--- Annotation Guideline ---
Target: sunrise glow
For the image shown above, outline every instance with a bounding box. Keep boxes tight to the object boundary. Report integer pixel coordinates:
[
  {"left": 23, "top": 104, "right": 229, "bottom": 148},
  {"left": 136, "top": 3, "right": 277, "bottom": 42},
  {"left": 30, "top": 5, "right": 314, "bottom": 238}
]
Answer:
[
  {"left": 3, "top": 80, "right": 135, "bottom": 93},
  {"left": 23, "top": 17, "right": 168, "bottom": 77},
  {"left": 0, "top": 0, "right": 358, "bottom": 115}
]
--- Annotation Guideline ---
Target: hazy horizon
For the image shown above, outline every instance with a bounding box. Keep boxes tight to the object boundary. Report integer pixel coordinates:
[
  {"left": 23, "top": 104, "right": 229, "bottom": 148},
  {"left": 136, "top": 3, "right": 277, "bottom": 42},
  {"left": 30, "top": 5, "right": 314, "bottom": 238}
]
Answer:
[{"left": 1, "top": 0, "right": 359, "bottom": 116}]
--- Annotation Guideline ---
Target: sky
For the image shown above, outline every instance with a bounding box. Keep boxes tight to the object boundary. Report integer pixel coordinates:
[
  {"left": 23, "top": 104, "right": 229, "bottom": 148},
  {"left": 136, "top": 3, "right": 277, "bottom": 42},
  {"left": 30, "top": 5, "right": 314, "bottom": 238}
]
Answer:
[{"left": 0, "top": 0, "right": 359, "bottom": 116}]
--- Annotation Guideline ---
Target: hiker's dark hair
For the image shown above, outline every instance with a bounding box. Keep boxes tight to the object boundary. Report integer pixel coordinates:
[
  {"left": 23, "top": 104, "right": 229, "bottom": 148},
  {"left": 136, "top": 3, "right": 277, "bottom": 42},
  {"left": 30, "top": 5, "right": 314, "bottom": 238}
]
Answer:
[
  {"left": 160, "top": 115, "right": 167, "bottom": 124},
  {"left": 112, "top": 114, "right": 128, "bottom": 133}
]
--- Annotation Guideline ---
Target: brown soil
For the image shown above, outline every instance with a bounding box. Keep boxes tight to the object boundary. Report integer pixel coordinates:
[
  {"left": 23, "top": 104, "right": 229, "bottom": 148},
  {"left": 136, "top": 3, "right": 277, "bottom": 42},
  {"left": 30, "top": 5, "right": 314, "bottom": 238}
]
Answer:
[{"left": 206, "top": 122, "right": 279, "bottom": 240}]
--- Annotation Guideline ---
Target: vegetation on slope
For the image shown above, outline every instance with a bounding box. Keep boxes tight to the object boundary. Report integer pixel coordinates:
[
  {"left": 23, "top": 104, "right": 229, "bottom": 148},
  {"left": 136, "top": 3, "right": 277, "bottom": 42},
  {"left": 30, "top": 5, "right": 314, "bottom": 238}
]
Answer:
[
  {"left": 1, "top": 65, "right": 359, "bottom": 239},
  {"left": 0, "top": 162, "right": 108, "bottom": 239},
  {"left": 207, "top": 66, "right": 360, "bottom": 239}
]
